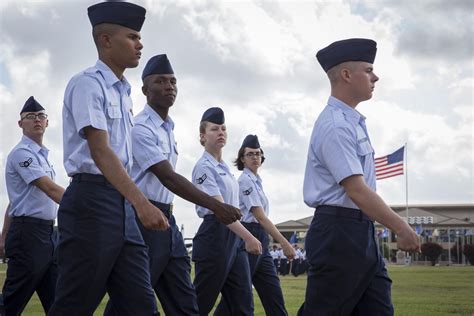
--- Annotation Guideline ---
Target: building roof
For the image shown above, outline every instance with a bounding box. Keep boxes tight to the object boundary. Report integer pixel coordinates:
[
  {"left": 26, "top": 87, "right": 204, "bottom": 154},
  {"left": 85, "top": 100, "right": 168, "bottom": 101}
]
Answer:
[
  {"left": 275, "top": 217, "right": 312, "bottom": 230},
  {"left": 275, "top": 204, "right": 474, "bottom": 230}
]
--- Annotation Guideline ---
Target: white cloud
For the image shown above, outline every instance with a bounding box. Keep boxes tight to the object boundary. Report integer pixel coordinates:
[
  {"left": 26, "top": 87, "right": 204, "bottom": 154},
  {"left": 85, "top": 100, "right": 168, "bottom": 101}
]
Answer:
[
  {"left": 363, "top": 99, "right": 473, "bottom": 204},
  {"left": 0, "top": 0, "right": 472, "bottom": 236}
]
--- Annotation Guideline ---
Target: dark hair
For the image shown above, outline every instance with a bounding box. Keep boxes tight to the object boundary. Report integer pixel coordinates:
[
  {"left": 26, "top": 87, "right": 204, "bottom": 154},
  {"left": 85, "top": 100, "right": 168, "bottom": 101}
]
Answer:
[
  {"left": 233, "top": 147, "right": 246, "bottom": 170},
  {"left": 92, "top": 23, "right": 119, "bottom": 49},
  {"left": 233, "top": 147, "right": 265, "bottom": 171}
]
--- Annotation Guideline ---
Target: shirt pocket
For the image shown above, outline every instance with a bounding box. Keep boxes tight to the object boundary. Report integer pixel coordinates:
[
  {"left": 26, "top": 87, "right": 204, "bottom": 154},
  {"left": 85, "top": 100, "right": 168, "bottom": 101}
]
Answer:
[
  {"left": 356, "top": 140, "right": 374, "bottom": 171},
  {"left": 107, "top": 105, "right": 122, "bottom": 119},
  {"left": 357, "top": 140, "right": 374, "bottom": 157},
  {"left": 127, "top": 110, "right": 134, "bottom": 127},
  {"left": 158, "top": 140, "right": 171, "bottom": 156},
  {"left": 106, "top": 104, "right": 122, "bottom": 145},
  {"left": 122, "top": 96, "right": 134, "bottom": 128},
  {"left": 44, "top": 165, "right": 55, "bottom": 180},
  {"left": 173, "top": 141, "right": 178, "bottom": 155},
  {"left": 38, "top": 155, "right": 55, "bottom": 180}
]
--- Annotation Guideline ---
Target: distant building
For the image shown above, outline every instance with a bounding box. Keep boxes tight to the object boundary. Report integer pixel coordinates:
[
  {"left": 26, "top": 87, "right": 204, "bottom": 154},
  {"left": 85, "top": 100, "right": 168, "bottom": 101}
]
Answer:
[{"left": 274, "top": 204, "right": 474, "bottom": 264}]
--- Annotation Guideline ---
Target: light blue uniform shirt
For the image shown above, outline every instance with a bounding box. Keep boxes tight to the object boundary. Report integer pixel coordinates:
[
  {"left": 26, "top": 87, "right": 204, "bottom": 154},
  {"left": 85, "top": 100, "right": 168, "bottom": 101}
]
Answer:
[
  {"left": 278, "top": 249, "right": 287, "bottom": 259},
  {"left": 192, "top": 151, "right": 239, "bottom": 218},
  {"left": 238, "top": 168, "right": 269, "bottom": 223},
  {"left": 295, "top": 248, "right": 303, "bottom": 260},
  {"left": 270, "top": 249, "right": 280, "bottom": 260},
  {"left": 5, "top": 136, "right": 57, "bottom": 220},
  {"left": 303, "top": 96, "right": 376, "bottom": 210},
  {"left": 62, "top": 60, "right": 134, "bottom": 176},
  {"left": 131, "top": 105, "right": 178, "bottom": 204}
]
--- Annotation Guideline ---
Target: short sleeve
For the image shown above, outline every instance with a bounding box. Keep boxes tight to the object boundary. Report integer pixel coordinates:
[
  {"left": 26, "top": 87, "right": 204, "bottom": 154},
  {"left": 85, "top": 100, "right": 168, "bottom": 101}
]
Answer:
[
  {"left": 193, "top": 164, "right": 220, "bottom": 197},
  {"left": 10, "top": 148, "right": 46, "bottom": 184},
  {"left": 239, "top": 176, "right": 263, "bottom": 211},
  {"left": 132, "top": 123, "right": 167, "bottom": 171},
  {"left": 69, "top": 76, "right": 108, "bottom": 138},
  {"left": 320, "top": 125, "right": 363, "bottom": 184}
]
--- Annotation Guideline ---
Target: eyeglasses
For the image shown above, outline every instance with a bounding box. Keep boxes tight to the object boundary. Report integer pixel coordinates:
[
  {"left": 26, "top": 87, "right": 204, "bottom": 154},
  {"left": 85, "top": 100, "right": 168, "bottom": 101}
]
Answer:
[
  {"left": 21, "top": 113, "right": 48, "bottom": 121},
  {"left": 244, "top": 152, "right": 263, "bottom": 158}
]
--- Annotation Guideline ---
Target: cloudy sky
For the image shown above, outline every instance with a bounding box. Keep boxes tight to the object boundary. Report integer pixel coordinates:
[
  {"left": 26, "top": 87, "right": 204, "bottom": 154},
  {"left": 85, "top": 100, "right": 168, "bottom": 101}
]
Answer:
[{"left": 1, "top": 0, "right": 472, "bottom": 238}]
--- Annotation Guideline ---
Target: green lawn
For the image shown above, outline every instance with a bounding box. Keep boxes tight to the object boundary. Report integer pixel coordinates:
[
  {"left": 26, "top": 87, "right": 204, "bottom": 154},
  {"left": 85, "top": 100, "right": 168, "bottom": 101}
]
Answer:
[{"left": 1, "top": 264, "right": 473, "bottom": 315}]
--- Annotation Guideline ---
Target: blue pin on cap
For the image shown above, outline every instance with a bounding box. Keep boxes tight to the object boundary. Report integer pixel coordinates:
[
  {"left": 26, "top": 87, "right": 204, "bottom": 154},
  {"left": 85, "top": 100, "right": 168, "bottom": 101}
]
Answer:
[{"left": 316, "top": 38, "right": 377, "bottom": 73}]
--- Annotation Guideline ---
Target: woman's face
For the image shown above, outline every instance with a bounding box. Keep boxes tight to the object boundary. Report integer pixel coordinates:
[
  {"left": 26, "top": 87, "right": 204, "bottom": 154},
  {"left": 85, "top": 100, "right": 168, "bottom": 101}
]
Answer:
[
  {"left": 242, "top": 147, "right": 262, "bottom": 173},
  {"left": 201, "top": 122, "right": 227, "bottom": 150}
]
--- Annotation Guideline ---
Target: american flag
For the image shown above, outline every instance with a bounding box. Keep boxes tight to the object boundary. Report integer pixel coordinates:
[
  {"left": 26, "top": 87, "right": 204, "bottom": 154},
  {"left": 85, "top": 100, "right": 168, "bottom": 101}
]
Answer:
[{"left": 375, "top": 146, "right": 405, "bottom": 180}]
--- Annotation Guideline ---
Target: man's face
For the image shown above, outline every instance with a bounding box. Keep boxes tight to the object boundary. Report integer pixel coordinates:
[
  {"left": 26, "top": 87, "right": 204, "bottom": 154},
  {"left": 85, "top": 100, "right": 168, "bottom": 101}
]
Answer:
[
  {"left": 350, "top": 62, "right": 379, "bottom": 102},
  {"left": 109, "top": 25, "right": 143, "bottom": 69},
  {"left": 142, "top": 74, "right": 178, "bottom": 110},
  {"left": 18, "top": 111, "right": 48, "bottom": 138}
]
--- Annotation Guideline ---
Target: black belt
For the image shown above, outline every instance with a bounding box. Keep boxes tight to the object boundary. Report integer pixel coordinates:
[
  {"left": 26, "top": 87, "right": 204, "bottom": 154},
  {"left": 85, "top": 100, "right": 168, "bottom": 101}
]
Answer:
[
  {"left": 71, "top": 173, "right": 111, "bottom": 185},
  {"left": 316, "top": 205, "right": 372, "bottom": 221},
  {"left": 12, "top": 216, "right": 54, "bottom": 226},
  {"left": 149, "top": 200, "right": 173, "bottom": 219}
]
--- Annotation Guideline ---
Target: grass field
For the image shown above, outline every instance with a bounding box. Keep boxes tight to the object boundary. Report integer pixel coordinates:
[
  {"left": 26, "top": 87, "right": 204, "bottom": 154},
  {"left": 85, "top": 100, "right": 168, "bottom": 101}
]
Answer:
[{"left": 1, "top": 264, "right": 473, "bottom": 315}]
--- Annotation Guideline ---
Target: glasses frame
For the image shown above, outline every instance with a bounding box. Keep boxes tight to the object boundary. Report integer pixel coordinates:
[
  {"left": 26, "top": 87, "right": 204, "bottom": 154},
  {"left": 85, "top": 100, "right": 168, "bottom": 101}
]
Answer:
[
  {"left": 21, "top": 113, "right": 48, "bottom": 121},
  {"left": 244, "top": 151, "right": 263, "bottom": 158}
]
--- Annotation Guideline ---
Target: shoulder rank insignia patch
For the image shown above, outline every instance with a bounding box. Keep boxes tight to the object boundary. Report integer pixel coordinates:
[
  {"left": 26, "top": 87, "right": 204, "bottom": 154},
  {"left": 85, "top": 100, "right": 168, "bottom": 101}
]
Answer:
[
  {"left": 196, "top": 173, "right": 207, "bottom": 184},
  {"left": 243, "top": 187, "right": 253, "bottom": 195},
  {"left": 19, "top": 158, "right": 33, "bottom": 168}
]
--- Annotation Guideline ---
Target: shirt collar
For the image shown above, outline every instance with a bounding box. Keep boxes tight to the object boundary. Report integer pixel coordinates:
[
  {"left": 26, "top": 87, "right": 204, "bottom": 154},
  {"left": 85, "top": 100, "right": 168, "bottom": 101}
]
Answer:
[
  {"left": 95, "top": 60, "right": 131, "bottom": 94},
  {"left": 21, "top": 135, "right": 48, "bottom": 154},
  {"left": 144, "top": 104, "right": 174, "bottom": 131},
  {"left": 328, "top": 96, "right": 366, "bottom": 125},
  {"left": 203, "top": 151, "right": 230, "bottom": 173},
  {"left": 243, "top": 167, "right": 260, "bottom": 183},
  {"left": 203, "top": 151, "right": 220, "bottom": 168}
]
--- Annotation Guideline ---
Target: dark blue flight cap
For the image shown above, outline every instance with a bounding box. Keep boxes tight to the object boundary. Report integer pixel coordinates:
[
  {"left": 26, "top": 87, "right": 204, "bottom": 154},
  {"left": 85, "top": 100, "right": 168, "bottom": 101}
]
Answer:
[
  {"left": 241, "top": 135, "right": 260, "bottom": 149},
  {"left": 142, "top": 54, "right": 174, "bottom": 80},
  {"left": 21, "top": 96, "right": 45, "bottom": 114},
  {"left": 88, "top": 1, "right": 146, "bottom": 32},
  {"left": 316, "top": 38, "right": 377, "bottom": 72},
  {"left": 201, "top": 107, "right": 225, "bottom": 124}
]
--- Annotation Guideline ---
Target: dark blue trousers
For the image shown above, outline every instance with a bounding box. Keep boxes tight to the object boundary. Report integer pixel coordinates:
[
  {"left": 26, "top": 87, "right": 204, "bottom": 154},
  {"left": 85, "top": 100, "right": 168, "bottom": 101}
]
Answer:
[
  {"left": 105, "top": 201, "right": 198, "bottom": 316},
  {"left": 273, "top": 258, "right": 280, "bottom": 274},
  {"left": 0, "top": 293, "right": 4, "bottom": 315},
  {"left": 192, "top": 215, "right": 253, "bottom": 316},
  {"left": 299, "top": 259, "right": 308, "bottom": 275},
  {"left": 2, "top": 218, "right": 56, "bottom": 316},
  {"left": 279, "top": 259, "right": 288, "bottom": 275},
  {"left": 48, "top": 174, "right": 158, "bottom": 316},
  {"left": 298, "top": 206, "right": 394, "bottom": 316},
  {"left": 237, "top": 223, "right": 289, "bottom": 315},
  {"left": 291, "top": 259, "right": 300, "bottom": 277}
]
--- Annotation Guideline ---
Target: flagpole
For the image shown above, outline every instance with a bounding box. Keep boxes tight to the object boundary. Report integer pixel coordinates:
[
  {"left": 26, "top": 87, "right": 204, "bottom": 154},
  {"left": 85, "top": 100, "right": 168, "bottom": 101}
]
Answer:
[
  {"left": 405, "top": 142, "right": 410, "bottom": 265},
  {"left": 405, "top": 142, "right": 409, "bottom": 222}
]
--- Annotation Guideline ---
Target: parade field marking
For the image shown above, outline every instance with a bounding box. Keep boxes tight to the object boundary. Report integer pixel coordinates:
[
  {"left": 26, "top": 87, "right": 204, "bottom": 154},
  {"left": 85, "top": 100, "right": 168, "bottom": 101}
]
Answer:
[{"left": 1, "top": 265, "right": 473, "bottom": 315}]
